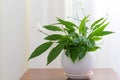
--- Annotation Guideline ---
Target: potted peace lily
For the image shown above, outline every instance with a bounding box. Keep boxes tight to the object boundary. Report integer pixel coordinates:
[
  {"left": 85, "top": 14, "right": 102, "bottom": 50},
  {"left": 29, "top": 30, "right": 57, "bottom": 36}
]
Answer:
[{"left": 28, "top": 15, "right": 113, "bottom": 79}]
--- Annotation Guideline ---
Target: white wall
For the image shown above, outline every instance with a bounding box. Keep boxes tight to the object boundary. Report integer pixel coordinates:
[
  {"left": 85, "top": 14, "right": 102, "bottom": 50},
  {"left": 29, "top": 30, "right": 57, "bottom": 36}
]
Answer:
[
  {"left": 0, "top": 0, "right": 2, "bottom": 79},
  {"left": 94, "top": 0, "right": 120, "bottom": 75},
  {"left": 72, "top": 0, "right": 95, "bottom": 19},
  {"left": 0, "top": 0, "right": 28, "bottom": 80}
]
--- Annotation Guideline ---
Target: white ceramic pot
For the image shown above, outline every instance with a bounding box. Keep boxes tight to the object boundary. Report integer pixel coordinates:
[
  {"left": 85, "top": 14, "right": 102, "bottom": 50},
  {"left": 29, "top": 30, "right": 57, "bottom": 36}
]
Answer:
[{"left": 61, "top": 52, "right": 94, "bottom": 79}]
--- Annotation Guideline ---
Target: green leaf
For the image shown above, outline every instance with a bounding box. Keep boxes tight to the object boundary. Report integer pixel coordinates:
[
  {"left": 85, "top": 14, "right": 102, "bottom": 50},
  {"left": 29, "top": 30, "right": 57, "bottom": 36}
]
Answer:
[
  {"left": 87, "top": 46, "right": 100, "bottom": 51},
  {"left": 65, "top": 50, "right": 70, "bottom": 57},
  {"left": 57, "top": 18, "right": 77, "bottom": 31},
  {"left": 70, "top": 47, "right": 80, "bottom": 62},
  {"left": 91, "top": 36, "right": 102, "bottom": 41},
  {"left": 87, "top": 39, "right": 95, "bottom": 48},
  {"left": 68, "top": 32, "right": 79, "bottom": 38},
  {"left": 88, "top": 46, "right": 100, "bottom": 52},
  {"left": 43, "top": 25, "right": 62, "bottom": 31},
  {"left": 88, "top": 22, "right": 110, "bottom": 38},
  {"left": 47, "top": 42, "right": 66, "bottom": 65},
  {"left": 96, "top": 31, "right": 114, "bottom": 36},
  {"left": 86, "top": 39, "right": 100, "bottom": 51},
  {"left": 91, "top": 18, "right": 104, "bottom": 28},
  {"left": 79, "top": 15, "right": 89, "bottom": 36},
  {"left": 78, "top": 47, "right": 87, "bottom": 61},
  {"left": 64, "top": 28, "right": 73, "bottom": 34},
  {"left": 28, "top": 42, "right": 53, "bottom": 60},
  {"left": 58, "top": 36, "right": 71, "bottom": 43},
  {"left": 44, "top": 34, "right": 64, "bottom": 40},
  {"left": 93, "top": 19, "right": 107, "bottom": 30}
]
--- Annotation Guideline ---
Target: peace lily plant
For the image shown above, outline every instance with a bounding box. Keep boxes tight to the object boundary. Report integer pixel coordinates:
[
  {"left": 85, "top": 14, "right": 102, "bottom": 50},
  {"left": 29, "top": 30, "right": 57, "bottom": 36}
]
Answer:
[{"left": 28, "top": 15, "right": 113, "bottom": 65}]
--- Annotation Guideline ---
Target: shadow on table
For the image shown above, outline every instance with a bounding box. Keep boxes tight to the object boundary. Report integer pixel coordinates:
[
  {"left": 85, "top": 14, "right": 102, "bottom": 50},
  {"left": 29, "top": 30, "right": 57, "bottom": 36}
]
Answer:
[{"left": 66, "top": 78, "right": 91, "bottom": 80}]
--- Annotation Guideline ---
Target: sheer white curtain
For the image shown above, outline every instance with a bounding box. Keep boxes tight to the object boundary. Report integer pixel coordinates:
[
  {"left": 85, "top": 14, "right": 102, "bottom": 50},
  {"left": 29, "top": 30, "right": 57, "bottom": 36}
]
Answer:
[
  {"left": 0, "top": 0, "right": 28, "bottom": 80},
  {"left": 29, "top": 0, "right": 66, "bottom": 68}
]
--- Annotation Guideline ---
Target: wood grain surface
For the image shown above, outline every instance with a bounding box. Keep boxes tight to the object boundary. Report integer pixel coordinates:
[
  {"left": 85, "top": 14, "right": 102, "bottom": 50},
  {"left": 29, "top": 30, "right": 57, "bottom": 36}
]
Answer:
[{"left": 20, "top": 68, "right": 120, "bottom": 80}]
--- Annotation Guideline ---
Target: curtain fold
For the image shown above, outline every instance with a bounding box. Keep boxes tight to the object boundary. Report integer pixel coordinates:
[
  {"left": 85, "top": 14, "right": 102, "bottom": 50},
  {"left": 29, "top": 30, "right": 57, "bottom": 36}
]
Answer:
[
  {"left": 29, "top": 0, "right": 66, "bottom": 68},
  {"left": 0, "top": 0, "right": 28, "bottom": 80}
]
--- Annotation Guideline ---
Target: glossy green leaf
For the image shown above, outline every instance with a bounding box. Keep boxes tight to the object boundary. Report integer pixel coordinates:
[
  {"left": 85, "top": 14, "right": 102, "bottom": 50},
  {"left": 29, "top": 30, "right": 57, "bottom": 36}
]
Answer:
[
  {"left": 43, "top": 25, "right": 62, "bottom": 31},
  {"left": 87, "top": 39, "right": 95, "bottom": 48},
  {"left": 64, "top": 28, "right": 73, "bottom": 34},
  {"left": 91, "top": 18, "right": 104, "bottom": 28},
  {"left": 78, "top": 47, "right": 87, "bottom": 60},
  {"left": 57, "top": 18, "right": 77, "bottom": 31},
  {"left": 79, "top": 16, "right": 89, "bottom": 36},
  {"left": 87, "top": 46, "right": 100, "bottom": 51},
  {"left": 68, "top": 32, "right": 79, "bottom": 38},
  {"left": 88, "top": 22, "right": 110, "bottom": 38},
  {"left": 96, "top": 31, "right": 114, "bottom": 36},
  {"left": 28, "top": 42, "right": 53, "bottom": 60},
  {"left": 91, "top": 36, "right": 102, "bottom": 41},
  {"left": 58, "top": 36, "right": 71, "bottom": 43},
  {"left": 47, "top": 42, "right": 66, "bottom": 65},
  {"left": 93, "top": 19, "right": 107, "bottom": 30},
  {"left": 65, "top": 50, "right": 70, "bottom": 57},
  {"left": 70, "top": 47, "right": 80, "bottom": 62},
  {"left": 44, "top": 34, "right": 64, "bottom": 40}
]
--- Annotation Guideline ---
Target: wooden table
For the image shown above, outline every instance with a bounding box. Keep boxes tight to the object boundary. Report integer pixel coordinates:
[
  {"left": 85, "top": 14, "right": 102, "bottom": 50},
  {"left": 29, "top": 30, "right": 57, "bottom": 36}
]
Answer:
[{"left": 20, "top": 68, "right": 120, "bottom": 80}]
